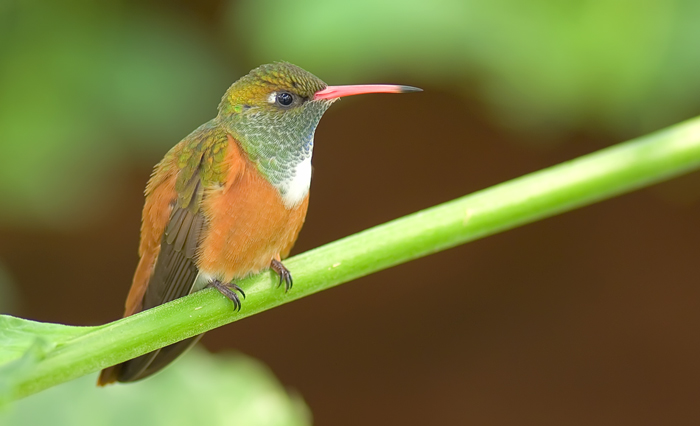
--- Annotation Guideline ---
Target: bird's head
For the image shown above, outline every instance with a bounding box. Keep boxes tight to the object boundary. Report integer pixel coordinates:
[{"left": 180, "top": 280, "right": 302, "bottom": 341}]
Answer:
[
  {"left": 216, "top": 62, "right": 420, "bottom": 201},
  {"left": 219, "top": 61, "right": 420, "bottom": 130},
  {"left": 219, "top": 62, "right": 330, "bottom": 119}
]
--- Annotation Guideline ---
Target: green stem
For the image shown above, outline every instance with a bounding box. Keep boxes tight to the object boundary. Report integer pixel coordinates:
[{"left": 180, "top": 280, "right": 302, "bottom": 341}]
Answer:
[{"left": 10, "top": 116, "right": 700, "bottom": 400}]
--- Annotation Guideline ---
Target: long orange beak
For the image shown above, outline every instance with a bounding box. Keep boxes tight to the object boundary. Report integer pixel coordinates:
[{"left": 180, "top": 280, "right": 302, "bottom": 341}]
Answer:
[{"left": 314, "top": 84, "right": 422, "bottom": 100}]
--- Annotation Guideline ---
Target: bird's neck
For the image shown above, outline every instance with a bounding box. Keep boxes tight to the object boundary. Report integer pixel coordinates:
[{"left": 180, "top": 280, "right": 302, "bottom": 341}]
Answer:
[{"left": 220, "top": 102, "right": 332, "bottom": 208}]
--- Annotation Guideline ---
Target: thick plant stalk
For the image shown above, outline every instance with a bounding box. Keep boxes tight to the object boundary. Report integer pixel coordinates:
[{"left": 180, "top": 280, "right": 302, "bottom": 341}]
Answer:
[{"left": 6, "top": 116, "right": 700, "bottom": 401}]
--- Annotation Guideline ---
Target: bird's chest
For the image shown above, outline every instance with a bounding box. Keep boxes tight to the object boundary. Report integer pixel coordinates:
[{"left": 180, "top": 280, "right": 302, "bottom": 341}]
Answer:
[{"left": 196, "top": 163, "right": 309, "bottom": 282}]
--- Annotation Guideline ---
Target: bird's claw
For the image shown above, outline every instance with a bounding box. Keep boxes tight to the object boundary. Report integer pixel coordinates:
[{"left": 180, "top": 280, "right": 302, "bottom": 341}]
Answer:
[
  {"left": 209, "top": 280, "right": 246, "bottom": 311},
  {"left": 270, "top": 259, "right": 293, "bottom": 292}
]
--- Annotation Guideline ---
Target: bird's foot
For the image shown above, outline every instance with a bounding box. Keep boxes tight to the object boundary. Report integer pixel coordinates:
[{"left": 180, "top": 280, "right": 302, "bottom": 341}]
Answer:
[
  {"left": 270, "top": 259, "right": 293, "bottom": 292},
  {"left": 208, "top": 279, "right": 246, "bottom": 311}
]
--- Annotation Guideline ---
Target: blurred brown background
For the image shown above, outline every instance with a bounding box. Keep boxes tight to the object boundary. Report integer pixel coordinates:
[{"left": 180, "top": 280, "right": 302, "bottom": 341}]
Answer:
[{"left": 2, "top": 0, "right": 700, "bottom": 425}]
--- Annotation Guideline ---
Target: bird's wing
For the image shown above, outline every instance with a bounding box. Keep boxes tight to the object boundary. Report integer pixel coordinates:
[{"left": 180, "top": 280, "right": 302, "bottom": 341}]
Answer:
[
  {"left": 125, "top": 123, "right": 232, "bottom": 315},
  {"left": 140, "top": 174, "right": 206, "bottom": 311},
  {"left": 98, "top": 125, "right": 234, "bottom": 385}
]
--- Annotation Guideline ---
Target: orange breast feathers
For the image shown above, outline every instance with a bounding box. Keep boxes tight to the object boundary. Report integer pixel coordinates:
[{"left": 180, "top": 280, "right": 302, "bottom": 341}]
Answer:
[
  {"left": 124, "top": 134, "right": 309, "bottom": 316},
  {"left": 197, "top": 134, "right": 309, "bottom": 282}
]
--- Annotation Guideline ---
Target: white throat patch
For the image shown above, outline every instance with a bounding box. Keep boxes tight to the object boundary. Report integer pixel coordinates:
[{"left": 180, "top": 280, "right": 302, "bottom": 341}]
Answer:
[{"left": 278, "top": 156, "right": 312, "bottom": 208}]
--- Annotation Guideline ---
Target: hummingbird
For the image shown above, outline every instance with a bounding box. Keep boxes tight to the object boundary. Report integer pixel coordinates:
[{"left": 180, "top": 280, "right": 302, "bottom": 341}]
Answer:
[{"left": 97, "top": 62, "right": 420, "bottom": 385}]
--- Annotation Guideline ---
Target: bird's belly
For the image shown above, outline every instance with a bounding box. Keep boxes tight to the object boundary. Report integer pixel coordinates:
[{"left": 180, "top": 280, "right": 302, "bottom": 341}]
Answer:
[{"left": 197, "top": 164, "right": 309, "bottom": 283}]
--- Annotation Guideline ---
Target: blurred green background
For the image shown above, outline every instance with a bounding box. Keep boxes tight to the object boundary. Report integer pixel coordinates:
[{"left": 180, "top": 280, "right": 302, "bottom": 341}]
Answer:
[
  {"left": 2, "top": 0, "right": 700, "bottom": 425},
  {"left": 1, "top": 349, "right": 311, "bottom": 426}
]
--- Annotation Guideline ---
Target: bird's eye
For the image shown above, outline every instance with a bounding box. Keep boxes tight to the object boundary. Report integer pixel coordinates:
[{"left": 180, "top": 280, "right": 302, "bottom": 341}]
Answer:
[{"left": 276, "top": 92, "right": 294, "bottom": 107}]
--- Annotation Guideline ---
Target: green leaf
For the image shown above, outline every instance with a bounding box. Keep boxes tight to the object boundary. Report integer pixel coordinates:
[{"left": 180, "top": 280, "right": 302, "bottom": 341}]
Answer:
[
  {"left": 0, "top": 316, "right": 96, "bottom": 404},
  {"left": 0, "top": 349, "right": 311, "bottom": 426}
]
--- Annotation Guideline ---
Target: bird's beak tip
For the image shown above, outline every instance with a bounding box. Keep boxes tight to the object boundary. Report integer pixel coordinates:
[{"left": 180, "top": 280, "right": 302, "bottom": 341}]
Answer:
[{"left": 399, "top": 86, "right": 423, "bottom": 93}]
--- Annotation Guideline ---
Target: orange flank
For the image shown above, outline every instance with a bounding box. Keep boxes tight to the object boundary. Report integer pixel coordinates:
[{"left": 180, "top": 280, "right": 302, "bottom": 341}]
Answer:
[
  {"left": 198, "top": 135, "right": 308, "bottom": 281},
  {"left": 98, "top": 134, "right": 308, "bottom": 386},
  {"left": 122, "top": 134, "right": 307, "bottom": 319},
  {"left": 124, "top": 152, "right": 178, "bottom": 317}
]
